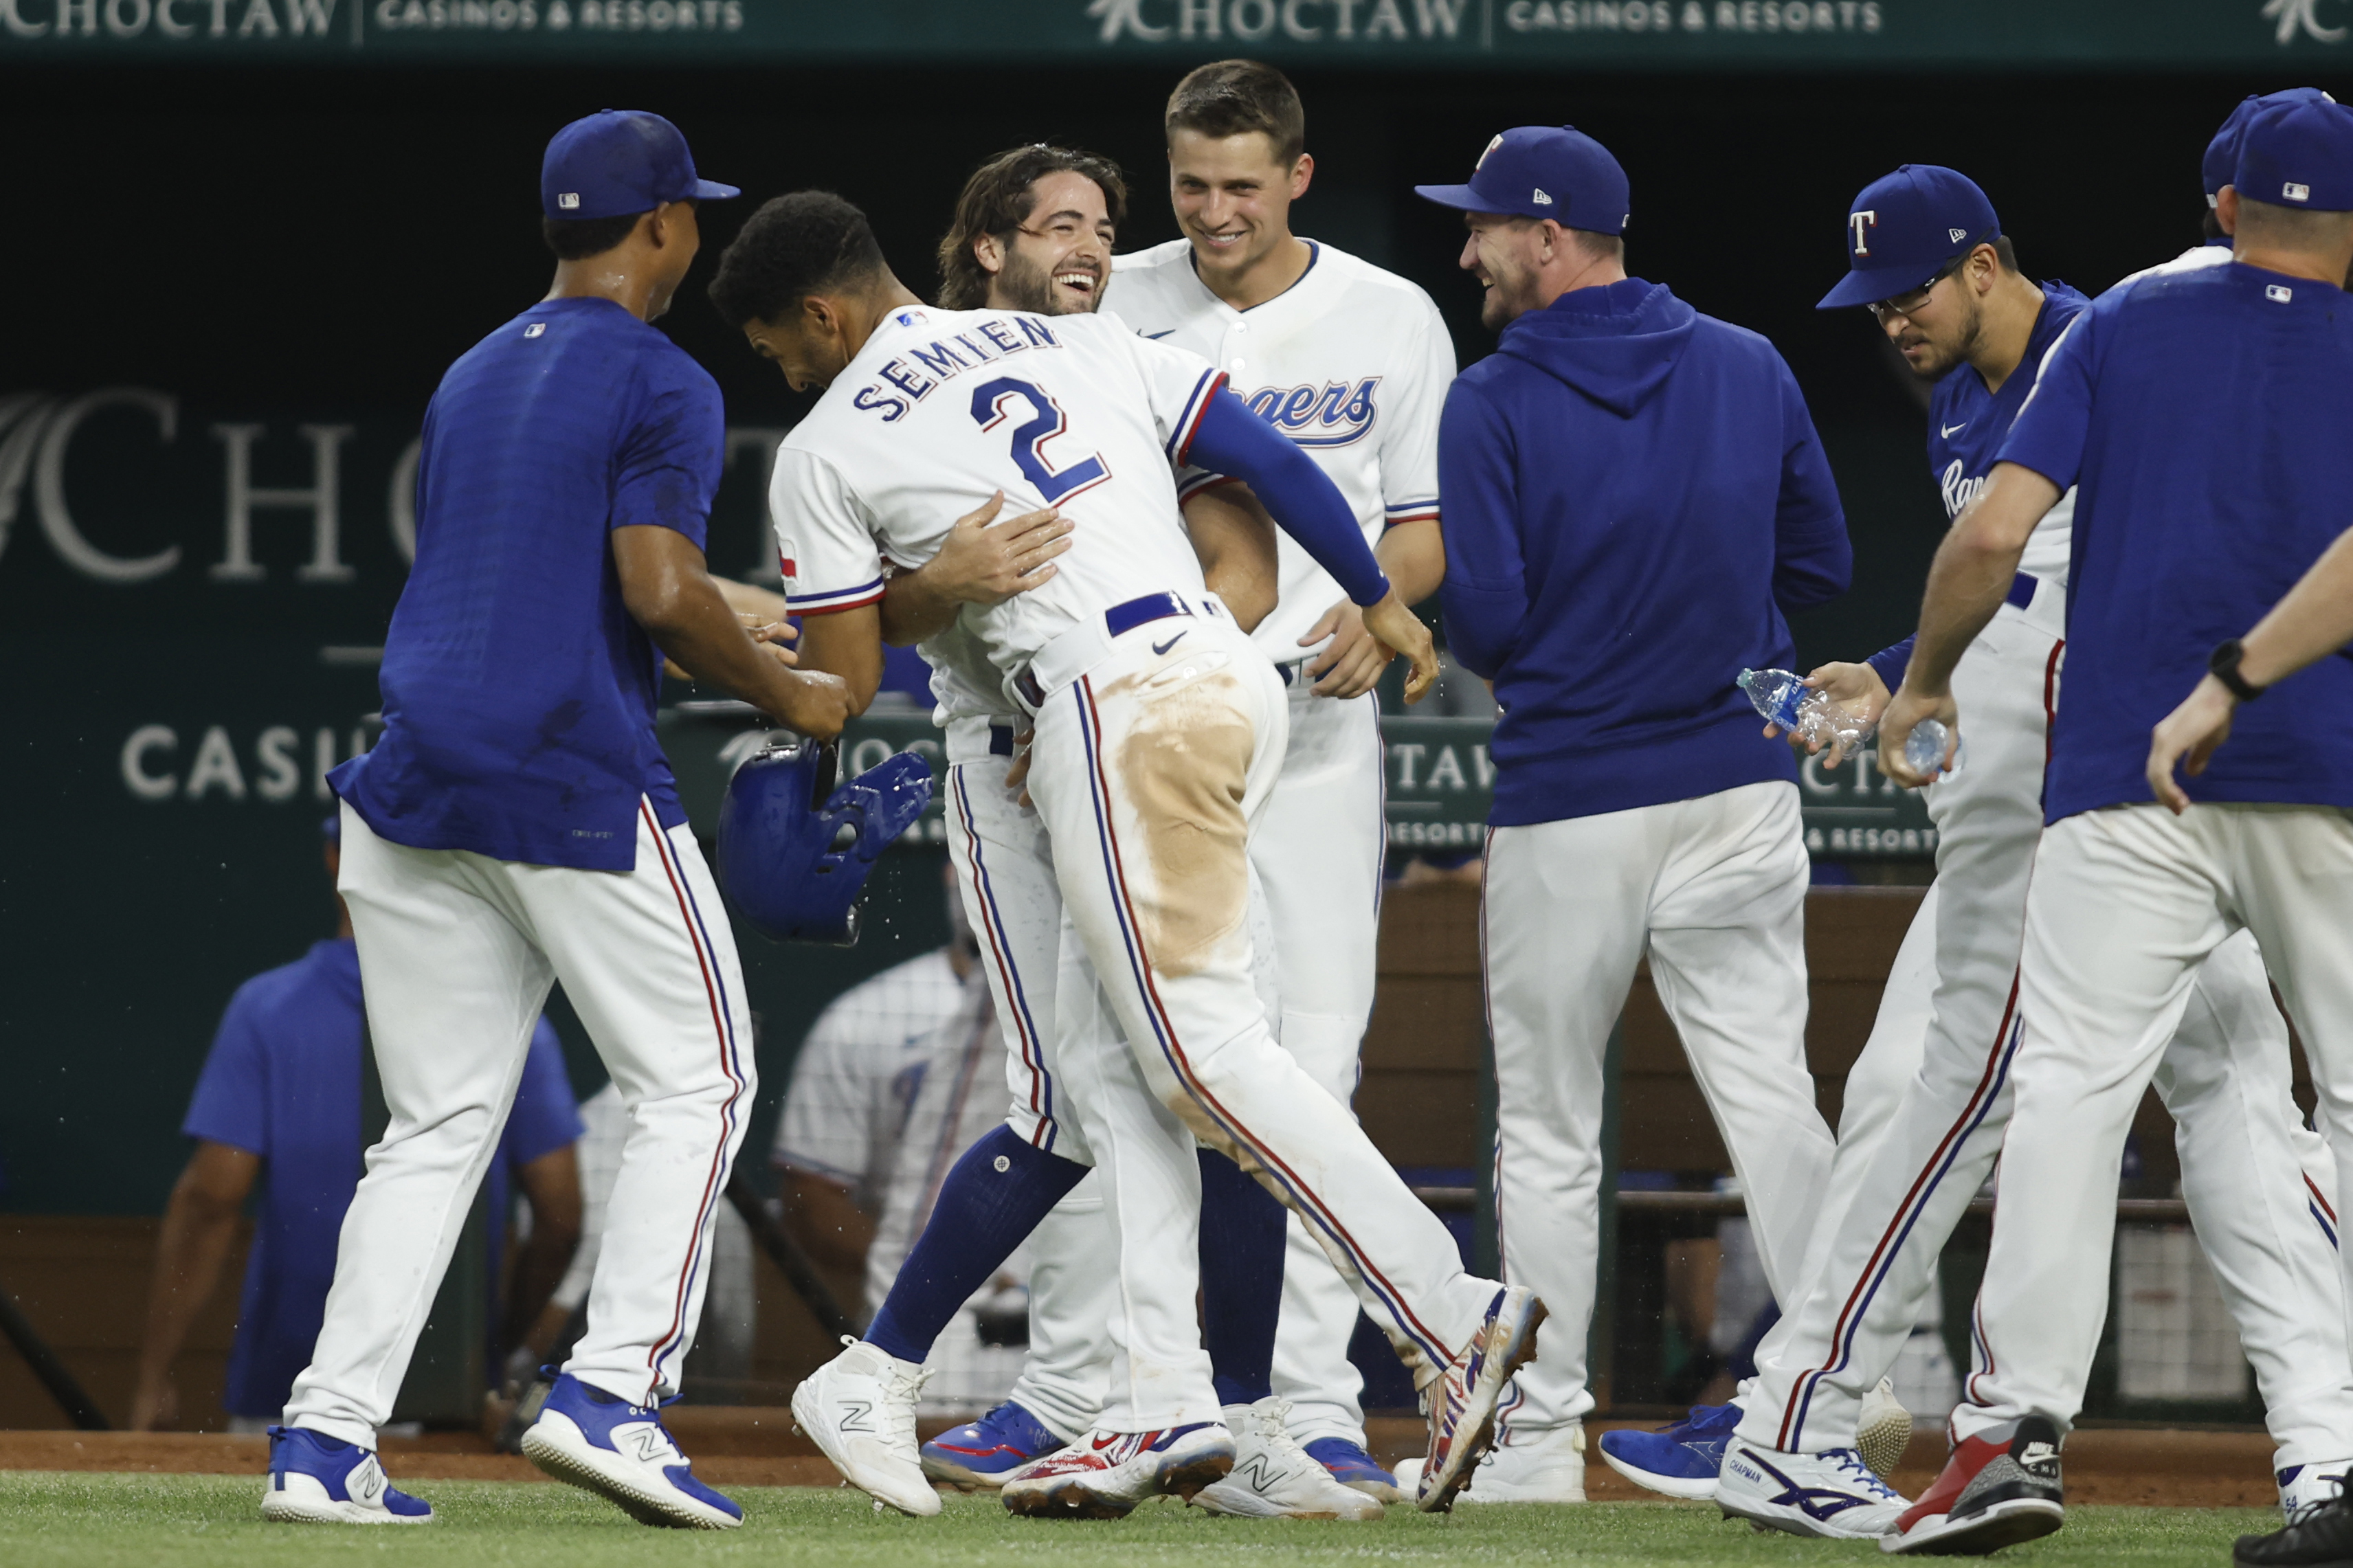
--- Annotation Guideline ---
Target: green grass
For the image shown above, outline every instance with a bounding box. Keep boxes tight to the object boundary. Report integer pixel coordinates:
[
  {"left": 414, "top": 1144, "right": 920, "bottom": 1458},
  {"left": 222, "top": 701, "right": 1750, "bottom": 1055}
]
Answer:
[{"left": 0, "top": 1475, "right": 2269, "bottom": 1568}]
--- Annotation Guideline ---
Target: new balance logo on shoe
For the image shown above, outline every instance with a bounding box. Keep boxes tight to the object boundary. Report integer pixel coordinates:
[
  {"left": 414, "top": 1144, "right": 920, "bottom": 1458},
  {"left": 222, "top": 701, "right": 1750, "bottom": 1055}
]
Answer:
[
  {"left": 626, "top": 1428, "right": 672, "bottom": 1465},
  {"left": 838, "top": 1402, "right": 874, "bottom": 1434}
]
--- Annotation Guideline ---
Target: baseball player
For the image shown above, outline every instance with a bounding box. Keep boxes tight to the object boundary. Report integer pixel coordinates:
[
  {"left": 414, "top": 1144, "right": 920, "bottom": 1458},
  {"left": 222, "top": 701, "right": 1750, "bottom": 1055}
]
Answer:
[
  {"left": 1864, "top": 98, "right": 2353, "bottom": 1555},
  {"left": 709, "top": 187, "right": 1540, "bottom": 1517},
  {"left": 262, "top": 112, "right": 850, "bottom": 1530},
  {"left": 1670, "top": 148, "right": 2353, "bottom": 1543},
  {"left": 1416, "top": 124, "right": 1851, "bottom": 1507}
]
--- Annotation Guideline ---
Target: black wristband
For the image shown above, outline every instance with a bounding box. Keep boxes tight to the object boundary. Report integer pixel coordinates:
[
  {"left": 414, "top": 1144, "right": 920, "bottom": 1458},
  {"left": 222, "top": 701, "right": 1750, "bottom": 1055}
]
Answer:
[{"left": 2209, "top": 638, "right": 2266, "bottom": 702}]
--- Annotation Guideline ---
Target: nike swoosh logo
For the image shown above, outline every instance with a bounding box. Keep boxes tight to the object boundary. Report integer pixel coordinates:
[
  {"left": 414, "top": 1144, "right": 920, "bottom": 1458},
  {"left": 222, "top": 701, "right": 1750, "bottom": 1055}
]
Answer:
[
  {"left": 1941, "top": 421, "right": 1967, "bottom": 437},
  {"left": 1152, "top": 631, "right": 1187, "bottom": 656},
  {"left": 1144, "top": 329, "right": 1176, "bottom": 339}
]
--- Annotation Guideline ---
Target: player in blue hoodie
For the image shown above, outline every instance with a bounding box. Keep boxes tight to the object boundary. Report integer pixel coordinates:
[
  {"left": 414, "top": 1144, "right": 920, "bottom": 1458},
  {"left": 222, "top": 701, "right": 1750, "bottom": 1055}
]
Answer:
[{"left": 1412, "top": 126, "right": 1851, "bottom": 1503}]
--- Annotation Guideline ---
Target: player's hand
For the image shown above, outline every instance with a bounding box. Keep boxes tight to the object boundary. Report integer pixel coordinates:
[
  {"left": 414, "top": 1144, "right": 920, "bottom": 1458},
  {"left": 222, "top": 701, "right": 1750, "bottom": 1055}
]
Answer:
[
  {"left": 2147, "top": 674, "right": 2238, "bottom": 815},
  {"left": 746, "top": 613, "right": 801, "bottom": 670},
  {"left": 1004, "top": 727, "right": 1036, "bottom": 809},
  {"left": 1361, "top": 590, "right": 1440, "bottom": 704},
  {"left": 1762, "top": 661, "right": 1889, "bottom": 769},
  {"left": 928, "top": 491, "right": 1073, "bottom": 607},
  {"left": 1878, "top": 681, "right": 1959, "bottom": 789},
  {"left": 1300, "top": 596, "right": 1390, "bottom": 699},
  {"left": 769, "top": 669, "right": 854, "bottom": 741}
]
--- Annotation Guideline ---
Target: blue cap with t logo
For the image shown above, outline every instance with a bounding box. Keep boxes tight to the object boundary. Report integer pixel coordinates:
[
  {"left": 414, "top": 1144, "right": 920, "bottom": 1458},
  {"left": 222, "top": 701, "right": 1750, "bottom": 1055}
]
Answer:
[
  {"left": 540, "top": 109, "right": 739, "bottom": 223},
  {"left": 1816, "top": 164, "right": 2000, "bottom": 311},
  {"left": 1413, "top": 126, "right": 1631, "bottom": 235}
]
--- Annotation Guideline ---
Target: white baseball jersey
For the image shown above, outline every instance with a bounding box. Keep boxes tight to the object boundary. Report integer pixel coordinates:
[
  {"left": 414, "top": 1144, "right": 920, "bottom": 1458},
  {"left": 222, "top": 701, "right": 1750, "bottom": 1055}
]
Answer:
[
  {"left": 770, "top": 305, "right": 1227, "bottom": 682},
  {"left": 1108, "top": 238, "right": 1453, "bottom": 658}
]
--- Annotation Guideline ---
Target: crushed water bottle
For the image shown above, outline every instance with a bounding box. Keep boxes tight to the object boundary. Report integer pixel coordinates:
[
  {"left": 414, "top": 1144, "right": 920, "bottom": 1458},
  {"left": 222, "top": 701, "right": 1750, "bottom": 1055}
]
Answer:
[
  {"left": 1737, "top": 668, "right": 1871, "bottom": 755},
  {"left": 1904, "top": 718, "right": 1954, "bottom": 778}
]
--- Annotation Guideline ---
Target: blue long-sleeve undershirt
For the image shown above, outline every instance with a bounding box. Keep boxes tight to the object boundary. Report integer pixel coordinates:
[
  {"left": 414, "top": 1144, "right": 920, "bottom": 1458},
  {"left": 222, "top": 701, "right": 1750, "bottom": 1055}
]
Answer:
[{"left": 1185, "top": 390, "right": 1390, "bottom": 607}]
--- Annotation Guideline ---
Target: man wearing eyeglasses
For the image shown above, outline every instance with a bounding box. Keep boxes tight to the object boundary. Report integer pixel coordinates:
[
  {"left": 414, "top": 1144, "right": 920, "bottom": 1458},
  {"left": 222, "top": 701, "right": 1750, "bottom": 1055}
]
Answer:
[{"left": 1603, "top": 159, "right": 2353, "bottom": 1543}]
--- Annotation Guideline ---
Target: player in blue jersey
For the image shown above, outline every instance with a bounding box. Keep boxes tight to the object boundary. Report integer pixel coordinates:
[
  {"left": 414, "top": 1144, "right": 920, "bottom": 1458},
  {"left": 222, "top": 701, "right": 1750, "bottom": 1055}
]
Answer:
[
  {"left": 1871, "top": 99, "right": 2353, "bottom": 1556},
  {"left": 260, "top": 111, "right": 849, "bottom": 1530}
]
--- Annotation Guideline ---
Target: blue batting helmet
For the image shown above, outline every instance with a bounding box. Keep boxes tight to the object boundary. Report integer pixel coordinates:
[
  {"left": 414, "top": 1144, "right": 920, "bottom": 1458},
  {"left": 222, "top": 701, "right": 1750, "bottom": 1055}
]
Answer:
[{"left": 716, "top": 734, "right": 934, "bottom": 945}]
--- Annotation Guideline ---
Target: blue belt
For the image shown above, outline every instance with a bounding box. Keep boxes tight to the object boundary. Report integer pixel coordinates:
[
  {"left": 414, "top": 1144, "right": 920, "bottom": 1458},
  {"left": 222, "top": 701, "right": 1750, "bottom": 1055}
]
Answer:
[
  {"left": 989, "top": 724, "right": 1015, "bottom": 757},
  {"left": 1013, "top": 592, "right": 1198, "bottom": 710},
  {"left": 2006, "top": 572, "right": 2040, "bottom": 612}
]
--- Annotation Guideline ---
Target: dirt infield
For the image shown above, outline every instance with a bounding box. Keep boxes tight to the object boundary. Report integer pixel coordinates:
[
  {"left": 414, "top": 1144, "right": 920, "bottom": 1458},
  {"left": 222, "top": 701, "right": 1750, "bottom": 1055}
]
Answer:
[{"left": 0, "top": 1413, "right": 2282, "bottom": 1506}]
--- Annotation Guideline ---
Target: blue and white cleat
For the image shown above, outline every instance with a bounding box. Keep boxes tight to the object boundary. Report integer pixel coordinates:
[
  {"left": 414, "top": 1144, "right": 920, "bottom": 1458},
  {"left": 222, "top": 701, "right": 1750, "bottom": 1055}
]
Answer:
[
  {"left": 921, "top": 1400, "right": 1068, "bottom": 1491},
  {"left": 2278, "top": 1459, "right": 2353, "bottom": 1519},
  {"left": 1304, "top": 1436, "right": 1403, "bottom": 1504},
  {"left": 519, "top": 1374, "right": 741, "bottom": 1529},
  {"left": 1715, "top": 1441, "right": 1906, "bottom": 1540},
  {"left": 1598, "top": 1402, "right": 1742, "bottom": 1500},
  {"left": 1415, "top": 1284, "right": 1547, "bottom": 1513},
  {"left": 258, "top": 1425, "right": 432, "bottom": 1524}
]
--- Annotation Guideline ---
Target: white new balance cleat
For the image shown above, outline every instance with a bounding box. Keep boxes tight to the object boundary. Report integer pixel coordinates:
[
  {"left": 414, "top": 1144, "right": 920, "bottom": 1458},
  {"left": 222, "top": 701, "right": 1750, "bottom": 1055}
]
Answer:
[
  {"left": 1454, "top": 1420, "right": 1585, "bottom": 1503},
  {"left": 258, "top": 1426, "right": 432, "bottom": 1524},
  {"left": 1001, "top": 1422, "right": 1235, "bottom": 1519},
  {"left": 790, "top": 1337, "right": 939, "bottom": 1517},
  {"left": 1858, "top": 1378, "right": 1915, "bottom": 1482},
  {"left": 520, "top": 1374, "right": 741, "bottom": 1528},
  {"left": 1717, "top": 1441, "right": 1906, "bottom": 1540},
  {"left": 1414, "top": 1284, "right": 1547, "bottom": 1512},
  {"left": 1192, "top": 1398, "right": 1383, "bottom": 1520}
]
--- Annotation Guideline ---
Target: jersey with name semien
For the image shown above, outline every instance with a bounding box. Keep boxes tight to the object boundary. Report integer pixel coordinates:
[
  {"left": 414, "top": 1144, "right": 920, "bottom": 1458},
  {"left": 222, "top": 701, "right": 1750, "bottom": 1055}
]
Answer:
[
  {"left": 1108, "top": 238, "right": 1452, "bottom": 659},
  {"left": 772, "top": 306, "right": 1224, "bottom": 698}
]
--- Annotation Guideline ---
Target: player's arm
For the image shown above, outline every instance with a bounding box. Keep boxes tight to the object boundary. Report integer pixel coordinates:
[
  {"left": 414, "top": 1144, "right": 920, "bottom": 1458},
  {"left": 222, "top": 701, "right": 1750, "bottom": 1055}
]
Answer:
[
  {"left": 1770, "top": 360, "right": 1853, "bottom": 613},
  {"left": 614, "top": 526, "right": 851, "bottom": 738},
  {"left": 1181, "top": 481, "right": 1280, "bottom": 633},
  {"left": 779, "top": 1168, "right": 876, "bottom": 1273},
  {"left": 131, "top": 1141, "right": 260, "bottom": 1430},
  {"left": 878, "top": 493, "right": 1073, "bottom": 647},
  {"left": 1297, "top": 521, "right": 1446, "bottom": 699},
  {"left": 790, "top": 605, "right": 886, "bottom": 716},
  {"left": 1184, "top": 390, "right": 1439, "bottom": 702},
  {"left": 2148, "top": 522, "right": 2353, "bottom": 811},
  {"left": 1879, "top": 462, "right": 2062, "bottom": 785},
  {"left": 1434, "top": 380, "right": 1526, "bottom": 682},
  {"left": 502, "top": 1144, "right": 583, "bottom": 1366}
]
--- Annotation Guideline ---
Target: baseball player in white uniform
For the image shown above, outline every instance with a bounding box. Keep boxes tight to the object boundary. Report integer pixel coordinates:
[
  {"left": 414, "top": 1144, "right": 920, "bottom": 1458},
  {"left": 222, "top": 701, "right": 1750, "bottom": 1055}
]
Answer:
[
  {"left": 1688, "top": 148, "right": 2353, "bottom": 1543},
  {"left": 708, "top": 186, "right": 1539, "bottom": 1518}
]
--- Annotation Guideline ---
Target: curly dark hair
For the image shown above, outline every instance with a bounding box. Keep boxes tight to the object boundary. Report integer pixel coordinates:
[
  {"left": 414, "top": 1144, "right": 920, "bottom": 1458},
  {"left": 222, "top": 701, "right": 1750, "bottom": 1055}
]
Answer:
[
  {"left": 934, "top": 145, "right": 1128, "bottom": 311},
  {"left": 1165, "top": 58, "right": 1306, "bottom": 164},
  {"left": 706, "top": 191, "right": 888, "bottom": 328}
]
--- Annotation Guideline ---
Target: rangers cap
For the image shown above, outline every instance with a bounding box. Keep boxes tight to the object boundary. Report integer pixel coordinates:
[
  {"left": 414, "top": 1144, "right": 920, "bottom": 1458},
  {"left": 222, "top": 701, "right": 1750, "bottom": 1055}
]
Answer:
[
  {"left": 1414, "top": 126, "right": 1630, "bottom": 235},
  {"left": 540, "top": 109, "right": 739, "bottom": 223},
  {"left": 1817, "top": 164, "right": 1999, "bottom": 312},
  {"left": 2235, "top": 97, "right": 2353, "bottom": 213},
  {"left": 2203, "top": 88, "right": 2337, "bottom": 203}
]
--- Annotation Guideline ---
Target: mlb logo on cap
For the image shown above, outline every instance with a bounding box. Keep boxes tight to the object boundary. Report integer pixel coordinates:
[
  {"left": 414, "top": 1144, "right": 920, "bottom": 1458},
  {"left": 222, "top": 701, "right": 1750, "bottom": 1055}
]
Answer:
[
  {"left": 2284, "top": 181, "right": 2312, "bottom": 202},
  {"left": 2235, "top": 97, "right": 2353, "bottom": 214},
  {"left": 539, "top": 109, "right": 740, "bottom": 223}
]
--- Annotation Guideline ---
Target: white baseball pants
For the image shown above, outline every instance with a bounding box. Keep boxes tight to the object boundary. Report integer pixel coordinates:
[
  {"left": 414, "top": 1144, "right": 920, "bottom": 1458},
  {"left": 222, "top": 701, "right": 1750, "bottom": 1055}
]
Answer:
[
  {"left": 286, "top": 800, "right": 752, "bottom": 1444},
  {"left": 1484, "top": 779, "right": 1836, "bottom": 1437},
  {"left": 1253, "top": 684, "right": 1387, "bottom": 1448},
  {"left": 1027, "top": 607, "right": 1502, "bottom": 1431},
  {"left": 1741, "top": 608, "right": 2350, "bottom": 1466},
  {"left": 1954, "top": 802, "right": 2353, "bottom": 1454},
  {"left": 941, "top": 723, "right": 1114, "bottom": 1440}
]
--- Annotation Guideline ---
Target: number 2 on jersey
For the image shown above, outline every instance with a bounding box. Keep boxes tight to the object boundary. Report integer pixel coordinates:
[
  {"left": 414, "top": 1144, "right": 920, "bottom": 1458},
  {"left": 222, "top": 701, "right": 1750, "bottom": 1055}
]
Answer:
[{"left": 970, "top": 377, "right": 1112, "bottom": 505}]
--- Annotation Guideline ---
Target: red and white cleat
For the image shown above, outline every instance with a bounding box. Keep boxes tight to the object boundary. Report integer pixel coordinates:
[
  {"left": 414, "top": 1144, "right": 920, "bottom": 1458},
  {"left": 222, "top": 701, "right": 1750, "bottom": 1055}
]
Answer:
[
  {"left": 999, "top": 1422, "right": 1236, "bottom": 1519},
  {"left": 1883, "top": 1418, "right": 2064, "bottom": 1555},
  {"left": 1415, "top": 1284, "right": 1547, "bottom": 1513}
]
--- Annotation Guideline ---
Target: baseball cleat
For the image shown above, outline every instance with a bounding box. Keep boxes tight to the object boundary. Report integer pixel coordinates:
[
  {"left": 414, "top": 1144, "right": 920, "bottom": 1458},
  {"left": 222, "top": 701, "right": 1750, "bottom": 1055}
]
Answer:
[
  {"left": 2240, "top": 1477, "right": 2353, "bottom": 1566},
  {"left": 258, "top": 1426, "right": 432, "bottom": 1524},
  {"left": 1601, "top": 1402, "right": 1739, "bottom": 1500},
  {"left": 1882, "top": 1418, "right": 2063, "bottom": 1554},
  {"left": 1303, "top": 1436, "right": 1403, "bottom": 1503},
  {"left": 1414, "top": 1284, "right": 1547, "bottom": 1512},
  {"left": 519, "top": 1374, "right": 741, "bottom": 1529},
  {"left": 921, "top": 1400, "right": 1069, "bottom": 1491},
  {"left": 1716, "top": 1442, "right": 1906, "bottom": 1540},
  {"left": 999, "top": 1422, "right": 1234, "bottom": 1519},
  {"left": 2278, "top": 1461, "right": 2353, "bottom": 1519},
  {"left": 791, "top": 1337, "right": 939, "bottom": 1516},
  {"left": 1859, "top": 1378, "right": 1916, "bottom": 1481},
  {"left": 1456, "top": 1419, "right": 1586, "bottom": 1503},
  {"left": 1192, "top": 1399, "right": 1383, "bottom": 1520}
]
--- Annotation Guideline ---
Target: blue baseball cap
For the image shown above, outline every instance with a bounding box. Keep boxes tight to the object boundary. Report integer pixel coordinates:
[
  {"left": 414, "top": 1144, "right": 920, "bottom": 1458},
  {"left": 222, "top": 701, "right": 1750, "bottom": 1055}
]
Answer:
[
  {"left": 2204, "top": 89, "right": 2337, "bottom": 203},
  {"left": 2235, "top": 97, "right": 2353, "bottom": 214},
  {"left": 540, "top": 109, "right": 738, "bottom": 222},
  {"left": 1817, "top": 165, "right": 2000, "bottom": 311},
  {"left": 1414, "top": 126, "right": 1630, "bottom": 235}
]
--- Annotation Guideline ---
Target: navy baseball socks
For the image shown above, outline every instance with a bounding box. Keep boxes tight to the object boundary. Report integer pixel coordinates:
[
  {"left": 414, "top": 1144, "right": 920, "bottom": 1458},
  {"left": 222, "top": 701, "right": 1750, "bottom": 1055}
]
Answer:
[{"left": 1198, "top": 1145, "right": 1286, "bottom": 1410}]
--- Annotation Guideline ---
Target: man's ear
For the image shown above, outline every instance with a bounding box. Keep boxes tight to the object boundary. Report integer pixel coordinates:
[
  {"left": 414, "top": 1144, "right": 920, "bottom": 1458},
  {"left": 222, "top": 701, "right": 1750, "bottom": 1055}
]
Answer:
[
  {"left": 2216, "top": 184, "right": 2241, "bottom": 238},
  {"left": 1289, "top": 152, "right": 1315, "bottom": 201},
  {"left": 973, "top": 231, "right": 1007, "bottom": 277},
  {"left": 802, "top": 293, "right": 838, "bottom": 335}
]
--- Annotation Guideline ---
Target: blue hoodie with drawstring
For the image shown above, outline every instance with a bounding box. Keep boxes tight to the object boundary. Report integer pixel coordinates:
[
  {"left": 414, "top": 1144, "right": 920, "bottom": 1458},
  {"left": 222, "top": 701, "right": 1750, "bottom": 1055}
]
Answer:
[{"left": 1439, "top": 278, "right": 1851, "bottom": 827}]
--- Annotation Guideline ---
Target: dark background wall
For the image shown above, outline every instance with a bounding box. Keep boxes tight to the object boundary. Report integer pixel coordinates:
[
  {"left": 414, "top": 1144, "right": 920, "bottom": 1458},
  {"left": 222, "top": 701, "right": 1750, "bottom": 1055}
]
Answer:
[{"left": 5, "top": 57, "right": 2347, "bottom": 1213}]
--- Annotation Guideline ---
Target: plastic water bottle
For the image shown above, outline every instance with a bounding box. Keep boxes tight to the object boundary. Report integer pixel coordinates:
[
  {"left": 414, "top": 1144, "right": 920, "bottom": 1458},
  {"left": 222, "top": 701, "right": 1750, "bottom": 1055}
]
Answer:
[
  {"left": 1737, "top": 668, "right": 1871, "bottom": 754},
  {"left": 1905, "top": 718, "right": 1954, "bottom": 778}
]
